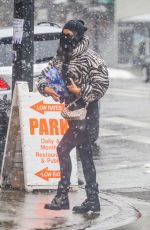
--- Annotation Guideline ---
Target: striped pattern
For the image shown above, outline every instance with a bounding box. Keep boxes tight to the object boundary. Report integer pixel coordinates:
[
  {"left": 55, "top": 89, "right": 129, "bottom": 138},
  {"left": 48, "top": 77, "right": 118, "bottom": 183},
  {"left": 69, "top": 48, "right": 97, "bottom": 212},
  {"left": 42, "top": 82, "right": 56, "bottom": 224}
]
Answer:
[{"left": 37, "top": 36, "right": 109, "bottom": 103}]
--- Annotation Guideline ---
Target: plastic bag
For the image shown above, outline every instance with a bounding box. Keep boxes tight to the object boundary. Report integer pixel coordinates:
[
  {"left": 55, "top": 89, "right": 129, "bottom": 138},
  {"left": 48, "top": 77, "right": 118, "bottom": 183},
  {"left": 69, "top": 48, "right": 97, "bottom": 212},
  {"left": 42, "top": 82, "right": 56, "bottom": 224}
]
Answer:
[{"left": 46, "top": 67, "right": 66, "bottom": 103}]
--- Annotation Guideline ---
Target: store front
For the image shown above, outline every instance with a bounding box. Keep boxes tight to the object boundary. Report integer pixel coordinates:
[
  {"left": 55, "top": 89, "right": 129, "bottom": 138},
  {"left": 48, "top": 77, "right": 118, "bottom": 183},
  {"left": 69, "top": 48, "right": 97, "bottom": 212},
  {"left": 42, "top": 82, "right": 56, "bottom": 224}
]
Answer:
[{"left": 117, "top": 15, "right": 150, "bottom": 67}]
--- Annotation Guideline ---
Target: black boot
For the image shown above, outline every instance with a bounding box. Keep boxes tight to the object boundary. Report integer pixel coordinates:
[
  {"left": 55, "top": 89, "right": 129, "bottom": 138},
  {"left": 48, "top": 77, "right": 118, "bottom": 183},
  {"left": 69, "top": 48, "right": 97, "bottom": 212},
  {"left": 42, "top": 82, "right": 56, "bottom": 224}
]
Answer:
[
  {"left": 44, "top": 193, "right": 69, "bottom": 210},
  {"left": 72, "top": 184, "right": 100, "bottom": 214},
  {"left": 72, "top": 195, "right": 100, "bottom": 213},
  {"left": 44, "top": 185, "right": 69, "bottom": 210}
]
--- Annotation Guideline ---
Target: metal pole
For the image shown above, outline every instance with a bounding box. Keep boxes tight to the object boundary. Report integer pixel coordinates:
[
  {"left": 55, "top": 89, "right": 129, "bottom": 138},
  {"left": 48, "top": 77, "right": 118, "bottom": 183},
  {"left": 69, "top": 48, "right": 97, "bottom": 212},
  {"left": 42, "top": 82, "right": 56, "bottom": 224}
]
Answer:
[
  {"left": 12, "top": 0, "right": 34, "bottom": 93},
  {"left": 94, "top": 13, "right": 99, "bottom": 53}
]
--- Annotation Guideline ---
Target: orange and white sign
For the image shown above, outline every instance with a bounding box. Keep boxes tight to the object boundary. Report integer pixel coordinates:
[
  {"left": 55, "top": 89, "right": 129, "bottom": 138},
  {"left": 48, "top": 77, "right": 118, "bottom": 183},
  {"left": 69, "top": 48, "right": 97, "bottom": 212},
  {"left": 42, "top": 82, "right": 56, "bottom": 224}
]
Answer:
[{"left": 17, "top": 83, "right": 78, "bottom": 191}]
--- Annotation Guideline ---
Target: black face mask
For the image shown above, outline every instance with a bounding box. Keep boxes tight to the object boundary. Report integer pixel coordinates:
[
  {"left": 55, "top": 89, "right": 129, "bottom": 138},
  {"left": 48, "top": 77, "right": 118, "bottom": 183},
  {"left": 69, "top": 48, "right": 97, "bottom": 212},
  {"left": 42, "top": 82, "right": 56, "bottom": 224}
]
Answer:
[{"left": 61, "top": 33, "right": 78, "bottom": 49}]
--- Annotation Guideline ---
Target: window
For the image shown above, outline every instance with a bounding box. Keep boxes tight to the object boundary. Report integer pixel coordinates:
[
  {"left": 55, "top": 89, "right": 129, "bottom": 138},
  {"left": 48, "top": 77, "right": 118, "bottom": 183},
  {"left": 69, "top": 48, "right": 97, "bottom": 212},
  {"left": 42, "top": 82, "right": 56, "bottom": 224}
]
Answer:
[
  {"left": 34, "top": 38, "right": 59, "bottom": 63},
  {"left": 0, "top": 33, "right": 60, "bottom": 67}
]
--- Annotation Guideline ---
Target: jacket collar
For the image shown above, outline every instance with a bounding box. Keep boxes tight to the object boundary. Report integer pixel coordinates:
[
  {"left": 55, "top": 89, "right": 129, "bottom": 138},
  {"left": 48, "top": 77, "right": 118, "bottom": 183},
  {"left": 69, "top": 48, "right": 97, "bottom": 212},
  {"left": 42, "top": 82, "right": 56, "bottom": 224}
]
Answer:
[{"left": 71, "top": 35, "right": 89, "bottom": 59}]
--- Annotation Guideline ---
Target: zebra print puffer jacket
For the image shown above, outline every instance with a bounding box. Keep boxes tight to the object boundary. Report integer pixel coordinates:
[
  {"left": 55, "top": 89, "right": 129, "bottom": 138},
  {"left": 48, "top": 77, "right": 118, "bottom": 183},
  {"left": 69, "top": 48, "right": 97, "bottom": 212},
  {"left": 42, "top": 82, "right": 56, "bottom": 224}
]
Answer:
[{"left": 37, "top": 36, "right": 109, "bottom": 103}]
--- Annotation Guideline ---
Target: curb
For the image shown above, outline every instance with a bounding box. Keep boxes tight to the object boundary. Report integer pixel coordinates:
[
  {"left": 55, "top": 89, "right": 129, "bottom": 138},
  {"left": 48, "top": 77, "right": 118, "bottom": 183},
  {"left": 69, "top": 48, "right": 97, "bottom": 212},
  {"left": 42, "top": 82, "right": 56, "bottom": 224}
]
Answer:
[{"left": 98, "top": 192, "right": 141, "bottom": 230}]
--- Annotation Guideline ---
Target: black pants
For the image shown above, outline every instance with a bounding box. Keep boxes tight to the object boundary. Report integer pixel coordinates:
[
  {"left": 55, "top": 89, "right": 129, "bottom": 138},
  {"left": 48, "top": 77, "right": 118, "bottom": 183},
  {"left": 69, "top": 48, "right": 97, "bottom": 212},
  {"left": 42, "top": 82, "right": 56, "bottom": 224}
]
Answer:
[{"left": 57, "top": 101, "right": 99, "bottom": 194}]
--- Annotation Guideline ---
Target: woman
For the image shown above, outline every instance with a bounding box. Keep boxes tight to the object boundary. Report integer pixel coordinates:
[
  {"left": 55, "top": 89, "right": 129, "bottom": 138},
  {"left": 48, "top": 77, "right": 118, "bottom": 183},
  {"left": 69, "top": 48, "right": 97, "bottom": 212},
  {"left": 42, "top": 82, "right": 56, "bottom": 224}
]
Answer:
[{"left": 37, "top": 19, "right": 109, "bottom": 213}]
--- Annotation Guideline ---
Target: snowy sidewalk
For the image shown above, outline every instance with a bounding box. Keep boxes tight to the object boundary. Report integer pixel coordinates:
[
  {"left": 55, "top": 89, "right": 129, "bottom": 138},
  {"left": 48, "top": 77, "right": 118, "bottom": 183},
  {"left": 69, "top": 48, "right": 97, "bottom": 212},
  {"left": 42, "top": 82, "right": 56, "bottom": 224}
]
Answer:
[{"left": 108, "top": 68, "right": 136, "bottom": 79}]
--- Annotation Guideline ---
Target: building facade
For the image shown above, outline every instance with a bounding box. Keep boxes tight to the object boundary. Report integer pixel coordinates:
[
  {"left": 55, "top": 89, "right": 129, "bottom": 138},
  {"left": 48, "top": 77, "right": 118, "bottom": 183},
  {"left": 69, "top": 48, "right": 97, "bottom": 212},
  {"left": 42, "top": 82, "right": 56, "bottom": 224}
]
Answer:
[
  {"left": 115, "top": 0, "right": 150, "bottom": 67},
  {"left": 115, "top": 0, "right": 150, "bottom": 21}
]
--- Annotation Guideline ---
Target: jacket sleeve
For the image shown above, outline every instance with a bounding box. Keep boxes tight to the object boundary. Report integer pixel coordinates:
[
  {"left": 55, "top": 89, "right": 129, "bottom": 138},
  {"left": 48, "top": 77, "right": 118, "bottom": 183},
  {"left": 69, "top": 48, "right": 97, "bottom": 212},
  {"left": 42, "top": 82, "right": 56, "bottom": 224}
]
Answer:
[
  {"left": 81, "top": 62, "right": 109, "bottom": 102},
  {"left": 36, "top": 58, "right": 55, "bottom": 97}
]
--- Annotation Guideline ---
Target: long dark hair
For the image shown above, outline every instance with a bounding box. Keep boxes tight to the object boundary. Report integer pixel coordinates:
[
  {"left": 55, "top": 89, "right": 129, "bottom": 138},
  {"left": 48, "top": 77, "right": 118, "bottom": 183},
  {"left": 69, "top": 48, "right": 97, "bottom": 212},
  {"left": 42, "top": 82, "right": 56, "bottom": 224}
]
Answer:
[
  {"left": 57, "top": 38, "right": 73, "bottom": 82},
  {"left": 57, "top": 38, "right": 73, "bottom": 62},
  {"left": 57, "top": 38, "right": 76, "bottom": 103}
]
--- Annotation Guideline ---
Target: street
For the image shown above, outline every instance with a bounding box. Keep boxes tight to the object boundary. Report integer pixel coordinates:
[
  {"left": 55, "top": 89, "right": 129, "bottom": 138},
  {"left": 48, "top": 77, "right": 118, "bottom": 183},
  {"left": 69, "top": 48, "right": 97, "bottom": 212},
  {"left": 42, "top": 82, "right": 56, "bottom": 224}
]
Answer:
[
  {"left": 0, "top": 69, "right": 150, "bottom": 230},
  {"left": 99, "top": 69, "right": 150, "bottom": 191},
  {"left": 77, "top": 68, "right": 150, "bottom": 229},
  {"left": 99, "top": 69, "right": 150, "bottom": 229}
]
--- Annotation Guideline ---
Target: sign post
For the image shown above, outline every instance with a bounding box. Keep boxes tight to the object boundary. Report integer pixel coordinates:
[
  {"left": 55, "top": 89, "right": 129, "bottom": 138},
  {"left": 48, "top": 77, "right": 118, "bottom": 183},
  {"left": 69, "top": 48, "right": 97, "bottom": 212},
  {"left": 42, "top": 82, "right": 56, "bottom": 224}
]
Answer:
[
  {"left": 12, "top": 0, "right": 34, "bottom": 92},
  {"left": 0, "top": 82, "right": 78, "bottom": 191}
]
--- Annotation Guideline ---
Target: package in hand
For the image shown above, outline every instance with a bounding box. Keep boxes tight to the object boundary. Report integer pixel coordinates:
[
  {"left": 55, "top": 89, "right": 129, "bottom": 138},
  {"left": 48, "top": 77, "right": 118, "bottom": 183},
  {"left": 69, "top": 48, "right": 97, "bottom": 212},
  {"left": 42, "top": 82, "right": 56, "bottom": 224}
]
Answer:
[{"left": 46, "top": 67, "right": 66, "bottom": 103}]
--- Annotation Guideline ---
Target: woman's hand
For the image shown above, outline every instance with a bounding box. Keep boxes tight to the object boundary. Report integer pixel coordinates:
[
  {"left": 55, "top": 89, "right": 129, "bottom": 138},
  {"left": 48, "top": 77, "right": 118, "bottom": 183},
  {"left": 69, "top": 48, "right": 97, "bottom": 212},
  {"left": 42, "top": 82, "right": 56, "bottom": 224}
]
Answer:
[
  {"left": 44, "top": 86, "right": 60, "bottom": 102},
  {"left": 67, "top": 78, "right": 81, "bottom": 95}
]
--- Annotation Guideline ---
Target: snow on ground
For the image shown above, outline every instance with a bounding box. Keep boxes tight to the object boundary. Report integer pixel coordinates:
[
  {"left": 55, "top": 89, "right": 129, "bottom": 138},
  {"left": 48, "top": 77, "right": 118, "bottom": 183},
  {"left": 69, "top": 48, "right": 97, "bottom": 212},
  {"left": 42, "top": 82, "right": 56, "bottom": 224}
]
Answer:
[{"left": 108, "top": 68, "right": 136, "bottom": 79}]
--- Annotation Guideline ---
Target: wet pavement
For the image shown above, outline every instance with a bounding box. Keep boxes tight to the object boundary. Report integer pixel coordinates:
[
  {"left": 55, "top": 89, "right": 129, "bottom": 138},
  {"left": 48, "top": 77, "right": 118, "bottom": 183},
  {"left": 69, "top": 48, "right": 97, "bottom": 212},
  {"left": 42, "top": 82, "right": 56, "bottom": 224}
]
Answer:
[
  {"left": 99, "top": 73, "right": 150, "bottom": 230},
  {"left": 1, "top": 69, "right": 150, "bottom": 230},
  {"left": 78, "top": 72, "right": 150, "bottom": 230},
  {"left": 0, "top": 189, "right": 140, "bottom": 230}
]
